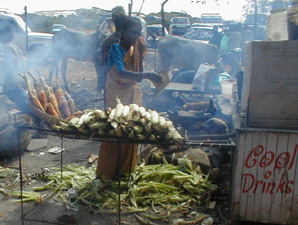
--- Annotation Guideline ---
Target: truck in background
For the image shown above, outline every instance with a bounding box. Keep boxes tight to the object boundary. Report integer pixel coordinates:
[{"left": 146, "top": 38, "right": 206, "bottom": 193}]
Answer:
[
  {"left": 0, "top": 11, "right": 53, "bottom": 57},
  {"left": 244, "top": 13, "right": 267, "bottom": 26},
  {"left": 200, "top": 13, "right": 223, "bottom": 26},
  {"left": 169, "top": 17, "right": 191, "bottom": 35}
]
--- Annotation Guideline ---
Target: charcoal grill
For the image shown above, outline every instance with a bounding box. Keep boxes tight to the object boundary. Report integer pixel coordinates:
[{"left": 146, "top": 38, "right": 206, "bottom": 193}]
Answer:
[{"left": 167, "top": 109, "right": 211, "bottom": 129}]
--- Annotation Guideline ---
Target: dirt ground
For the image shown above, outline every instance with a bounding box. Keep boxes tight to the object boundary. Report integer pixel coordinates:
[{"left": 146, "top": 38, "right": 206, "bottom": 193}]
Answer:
[{"left": 0, "top": 50, "right": 233, "bottom": 225}]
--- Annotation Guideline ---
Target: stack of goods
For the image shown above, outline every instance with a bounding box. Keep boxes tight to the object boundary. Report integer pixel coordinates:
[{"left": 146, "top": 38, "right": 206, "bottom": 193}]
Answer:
[
  {"left": 53, "top": 98, "right": 183, "bottom": 142},
  {"left": 21, "top": 73, "right": 79, "bottom": 123}
]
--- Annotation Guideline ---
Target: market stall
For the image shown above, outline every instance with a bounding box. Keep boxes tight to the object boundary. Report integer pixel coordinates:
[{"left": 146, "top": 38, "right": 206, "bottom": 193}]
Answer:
[
  {"left": 231, "top": 40, "right": 298, "bottom": 225},
  {"left": 14, "top": 73, "right": 226, "bottom": 224}
]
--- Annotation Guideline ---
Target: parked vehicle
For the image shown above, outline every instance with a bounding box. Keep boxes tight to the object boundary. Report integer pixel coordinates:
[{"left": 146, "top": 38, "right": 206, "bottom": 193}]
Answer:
[
  {"left": 147, "top": 24, "right": 168, "bottom": 37},
  {"left": 183, "top": 26, "right": 214, "bottom": 43},
  {"left": 146, "top": 24, "right": 168, "bottom": 48},
  {"left": 191, "top": 23, "right": 213, "bottom": 28},
  {"left": 98, "top": 17, "right": 114, "bottom": 39},
  {"left": 169, "top": 17, "right": 191, "bottom": 35},
  {"left": 201, "top": 13, "right": 223, "bottom": 25},
  {"left": 0, "top": 12, "right": 53, "bottom": 54},
  {"left": 52, "top": 24, "right": 66, "bottom": 33},
  {"left": 145, "top": 15, "right": 162, "bottom": 24}
]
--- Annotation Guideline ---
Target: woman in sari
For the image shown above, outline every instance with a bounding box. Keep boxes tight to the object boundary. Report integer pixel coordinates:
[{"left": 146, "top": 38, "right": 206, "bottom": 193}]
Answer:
[{"left": 96, "top": 17, "right": 162, "bottom": 180}]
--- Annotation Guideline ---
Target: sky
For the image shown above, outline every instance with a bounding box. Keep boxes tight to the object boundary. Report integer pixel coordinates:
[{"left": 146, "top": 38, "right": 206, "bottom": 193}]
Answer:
[{"left": 2, "top": 0, "right": 247, "bottom": 20}]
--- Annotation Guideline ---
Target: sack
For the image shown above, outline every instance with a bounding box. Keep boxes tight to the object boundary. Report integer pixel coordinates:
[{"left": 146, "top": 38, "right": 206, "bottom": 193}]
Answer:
[{"left": 192, "top": 64, "right": 211, "bottom": 91}]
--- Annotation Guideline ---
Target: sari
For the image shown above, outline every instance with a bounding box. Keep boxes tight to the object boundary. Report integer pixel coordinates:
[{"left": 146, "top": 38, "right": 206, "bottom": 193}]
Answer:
[{"left": 96, "top": 38, "right": 146, "bottom": 180}]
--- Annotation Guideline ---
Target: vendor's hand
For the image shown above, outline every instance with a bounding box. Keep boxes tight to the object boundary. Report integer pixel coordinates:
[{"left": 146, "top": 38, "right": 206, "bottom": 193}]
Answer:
[{"left": 145, "top": 72, "right": 162, "bottom": 83}]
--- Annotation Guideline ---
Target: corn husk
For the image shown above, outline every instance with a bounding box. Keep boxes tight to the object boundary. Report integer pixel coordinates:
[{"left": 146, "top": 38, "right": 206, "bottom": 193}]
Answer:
[
  {"left": 51, "top": 98, "right": 183, "bottom": 142},
  {"left": 23, "top": 159, "right": 216, "bottom": 213}
]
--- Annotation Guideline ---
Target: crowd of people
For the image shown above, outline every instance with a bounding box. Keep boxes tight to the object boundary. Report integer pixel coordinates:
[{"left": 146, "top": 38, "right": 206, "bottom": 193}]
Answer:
[
  {"left": 208, "top": 23, "right": 255, "bottom": 76},
  {"left": 209, "top": 23, "right": 254, "bottom": 64}
]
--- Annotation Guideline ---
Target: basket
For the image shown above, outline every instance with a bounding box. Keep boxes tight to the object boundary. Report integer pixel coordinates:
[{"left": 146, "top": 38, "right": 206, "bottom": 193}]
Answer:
[{"left": 28, "top": 100, "right": 68, "bottom": 125}]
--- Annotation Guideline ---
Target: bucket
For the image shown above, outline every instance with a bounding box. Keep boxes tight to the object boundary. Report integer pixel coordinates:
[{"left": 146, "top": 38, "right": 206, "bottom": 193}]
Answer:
[{"left": 220, "top": 79, "right": 236, "bottom": 100}]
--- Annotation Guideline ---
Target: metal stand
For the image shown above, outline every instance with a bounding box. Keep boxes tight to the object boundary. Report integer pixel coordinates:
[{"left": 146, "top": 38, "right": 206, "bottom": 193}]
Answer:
[
  {"left": 16, "top": 126, "right": 175, "bottom": 225},
  {"left": 117, "top": 142, "right": 121, "bottom": 224},
  {"left": 16, "top": 125, "right": 236, "bottom": 224},
  {"left": 17, "top": 125, "right": 24, "bottom": 225}
]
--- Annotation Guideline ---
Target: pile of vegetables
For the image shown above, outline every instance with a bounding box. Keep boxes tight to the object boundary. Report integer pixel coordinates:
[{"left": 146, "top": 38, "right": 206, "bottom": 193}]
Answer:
[
  {"left": 53, "top": 97, "right": 183, "bottom": 142},
  {"left": 15, "top": 158, "right": 217, "bottom": 212},
  {"left": 21, "top": 73, "right": 79, "bottom": 119},
  {"left": 128, "top": 159, "right": 217, "bottom": 209}
]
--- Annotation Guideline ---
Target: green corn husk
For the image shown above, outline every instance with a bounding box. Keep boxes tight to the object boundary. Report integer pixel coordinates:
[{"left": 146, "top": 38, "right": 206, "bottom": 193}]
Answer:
[
  {"left": 111, "top": 121, "right": 118, "bottom": 129},
  {"left": 48, "top": 97, "right": 184, "bottom": 142},
  {"left": 77, "top": 126, "right": 90, "bottom": 134},
  {"left": 120, "top": 124, "right": 130, "bottom": 134},
  {"left": 133, "top": 125, "right": 144, "bottom": 134},
  {"left": 128, "top": 130, "right": 136, "bottom": 139},
  {"left": 10, "top": 191, "right": 45, "bottom": 203},
  {"left": 144, "top": 124, "right": 152, "bottom": 135},
  {"left": 116, "top": 126, "right": 123, "bottom": 137},
  {"left": 108, "top": 129, "right": 116, "bottom": 136},
  {"left": 13, "top": 156, "right": 216, "bottom": 214},
  {"left": 138, "top": 117, "right": 146, "bottom": 126},
  {"left": 136, "top": 134, "right": 146, "bottom": 140},
  {"left": 59, "top": 122, "right": 76, "bottom": 132},
  {"left": 88, "top": 121, "right": 111, "bottom": 130},
  {"left": 68, "top": 117, "right": 80, "bottom": 127},
  {"left": 98, "top": 129, "right": 108, "bottom": 135},
  {"left": 149, "top": 134, "right": 157, "bottom": 141}
]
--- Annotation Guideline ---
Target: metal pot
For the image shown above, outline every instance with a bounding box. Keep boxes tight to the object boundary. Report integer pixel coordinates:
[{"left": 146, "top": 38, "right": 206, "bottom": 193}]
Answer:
[{"left": 0, "top": 114, "right": 33, "bottom": 159}]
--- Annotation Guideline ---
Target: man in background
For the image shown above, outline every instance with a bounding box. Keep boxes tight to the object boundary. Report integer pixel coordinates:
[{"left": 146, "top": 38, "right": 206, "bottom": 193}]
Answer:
[
  {"left": 97, "top": 6, "right": 127, "bottom": 96},
  {"left": 0, "top": 19, "right": 29, "bottom": 113},
  {"left": 227, "top": 23, "right": 242, "bottom": 51},
  {"left": 240, "top": 24, "right": 253, "bottom": 64},
  {"left": 209, "top": 25, "right": 222, "bottom": 50}
]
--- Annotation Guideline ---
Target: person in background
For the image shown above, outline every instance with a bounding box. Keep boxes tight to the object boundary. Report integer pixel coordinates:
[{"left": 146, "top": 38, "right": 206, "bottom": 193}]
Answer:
[
  {"left": 220, "top": 28, "right": 229, "bottom": 55},
  {"left": 0, "top": 19, "right": 29, "bottom": 113},
  {"left": 209, "top": 25, "right": 223, "bottom": 50},
  {"left": 240, "top": 24, "right": 253, "bottom": 64},
  {"left": 97, "top": 6, "right": 126, "bottom": 95},
  {"left": 96, "top": 17, "right": 162, "bottom": 181},
  {"left": 227, "top": 23, "right": 242, "bottom": 51}
]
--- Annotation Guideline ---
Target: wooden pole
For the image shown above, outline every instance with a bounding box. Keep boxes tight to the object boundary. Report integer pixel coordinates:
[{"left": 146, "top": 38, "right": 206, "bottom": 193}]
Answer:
[
  {"left": 253, "top": 1, "right": 258, "bottom": 39},
  {"left": 161, "top": 0, "right": 168, "bottom": 36}
]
